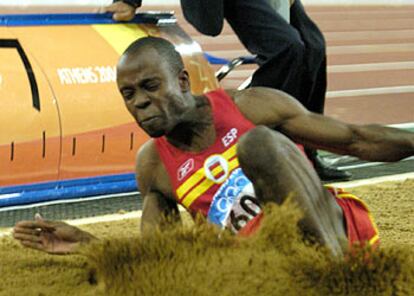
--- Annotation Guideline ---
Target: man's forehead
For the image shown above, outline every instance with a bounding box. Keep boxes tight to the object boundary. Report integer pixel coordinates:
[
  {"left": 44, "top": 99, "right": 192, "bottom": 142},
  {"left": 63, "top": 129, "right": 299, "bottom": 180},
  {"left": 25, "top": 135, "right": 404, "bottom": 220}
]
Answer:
[
  {"left": 117, "top": 56, "right": 174, "bottom": 86},
  {"left": 120, "top": 49, "right": 159, "bottom": 67},
  {"left": 119, "top": 50, "right": 172, "bottom": 73}
]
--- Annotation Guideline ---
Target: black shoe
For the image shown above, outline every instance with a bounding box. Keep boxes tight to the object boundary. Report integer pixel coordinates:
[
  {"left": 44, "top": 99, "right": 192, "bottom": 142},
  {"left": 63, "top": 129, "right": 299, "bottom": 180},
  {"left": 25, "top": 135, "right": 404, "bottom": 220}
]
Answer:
[{"left": 312, "top": 155, "right": 352, "bottom": 182}]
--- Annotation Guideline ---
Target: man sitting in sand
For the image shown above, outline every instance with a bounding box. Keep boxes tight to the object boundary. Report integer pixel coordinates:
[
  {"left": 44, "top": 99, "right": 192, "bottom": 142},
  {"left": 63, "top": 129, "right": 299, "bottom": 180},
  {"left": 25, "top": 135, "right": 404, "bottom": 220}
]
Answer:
[{"left": 13, "top": 37, "right": 414, "bottom": 257}]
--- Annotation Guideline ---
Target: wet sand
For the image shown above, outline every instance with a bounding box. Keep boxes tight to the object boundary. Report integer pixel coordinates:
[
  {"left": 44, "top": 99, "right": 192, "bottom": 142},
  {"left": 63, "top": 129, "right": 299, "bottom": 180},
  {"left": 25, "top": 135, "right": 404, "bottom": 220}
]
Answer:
[{"left": 0, "top": 179, "right": 413, "bottom": 296}]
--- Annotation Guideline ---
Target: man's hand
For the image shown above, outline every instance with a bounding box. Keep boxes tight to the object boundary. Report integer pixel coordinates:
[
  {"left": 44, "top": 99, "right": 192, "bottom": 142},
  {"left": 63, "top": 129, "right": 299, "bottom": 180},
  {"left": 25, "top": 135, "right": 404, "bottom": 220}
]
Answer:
[
  {"left": 13, "top": 214, "right": 96, "bottom": 255},
  {"left": 105, "top": 1, "right": 137, "bottom": 22}
]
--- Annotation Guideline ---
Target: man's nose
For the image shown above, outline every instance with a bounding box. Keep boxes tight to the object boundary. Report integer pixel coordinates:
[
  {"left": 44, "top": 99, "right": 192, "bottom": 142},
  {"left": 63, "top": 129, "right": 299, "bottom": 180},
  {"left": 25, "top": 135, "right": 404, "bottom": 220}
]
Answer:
[{"left": 133, "top": 95, "right": 151, "bottom": 109}]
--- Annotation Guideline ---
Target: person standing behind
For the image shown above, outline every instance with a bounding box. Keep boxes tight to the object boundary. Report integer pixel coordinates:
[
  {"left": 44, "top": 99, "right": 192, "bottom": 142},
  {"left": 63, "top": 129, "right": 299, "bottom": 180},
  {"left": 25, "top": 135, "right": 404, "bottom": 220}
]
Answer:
[{"left": 105, "top": 0, "right": 351, "bottom": 181}]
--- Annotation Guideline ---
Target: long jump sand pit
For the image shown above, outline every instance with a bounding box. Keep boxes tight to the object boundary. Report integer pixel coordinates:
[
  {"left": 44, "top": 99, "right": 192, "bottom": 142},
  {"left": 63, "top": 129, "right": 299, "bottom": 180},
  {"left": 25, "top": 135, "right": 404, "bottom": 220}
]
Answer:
[{"left": 0, "top": 178, "right": 413, "bottom": 295}]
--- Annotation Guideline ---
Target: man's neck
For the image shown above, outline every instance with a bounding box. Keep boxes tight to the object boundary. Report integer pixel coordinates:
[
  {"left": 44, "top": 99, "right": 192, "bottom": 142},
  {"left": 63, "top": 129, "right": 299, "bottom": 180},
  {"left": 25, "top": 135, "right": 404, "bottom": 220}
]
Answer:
[{"left": 166, "top": 95, "right": 216, "bottom": 152}]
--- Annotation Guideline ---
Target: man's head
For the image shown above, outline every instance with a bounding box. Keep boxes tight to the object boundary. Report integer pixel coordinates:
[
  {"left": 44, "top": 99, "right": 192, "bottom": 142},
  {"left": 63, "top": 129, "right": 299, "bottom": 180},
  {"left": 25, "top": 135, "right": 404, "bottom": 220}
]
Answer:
[{"left": 117, "top": 36, "right": 192, "bottom": 137}]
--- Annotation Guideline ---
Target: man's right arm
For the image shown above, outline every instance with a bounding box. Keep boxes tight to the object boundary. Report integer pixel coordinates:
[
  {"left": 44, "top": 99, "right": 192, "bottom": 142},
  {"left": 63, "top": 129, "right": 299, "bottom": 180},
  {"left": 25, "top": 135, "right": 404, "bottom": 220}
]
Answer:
[
  {"left": 140, "top": 191, "right": 181, "bottom": 234},
  {"left": 136, "top": 140, "right": 181, "bottom": 234},
  {"left": 13, "top": 214, "right": 97, "bottom": 255},
  {"left": 12, "top": 140, "right": 177, "bottom": 254}
]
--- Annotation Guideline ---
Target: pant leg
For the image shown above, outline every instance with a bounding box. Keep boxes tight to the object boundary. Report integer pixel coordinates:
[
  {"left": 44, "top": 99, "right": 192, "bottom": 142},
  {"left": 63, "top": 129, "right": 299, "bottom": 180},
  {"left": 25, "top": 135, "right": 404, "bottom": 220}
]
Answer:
[
  {"left": 223, "top": 0, "right": 327, "bottom": 114},
  {"left": 290, "top": 0, "right": 327, "bottom": 114},
  {"left": 223, "top": 0, "right": 307, "bottom": 102}
]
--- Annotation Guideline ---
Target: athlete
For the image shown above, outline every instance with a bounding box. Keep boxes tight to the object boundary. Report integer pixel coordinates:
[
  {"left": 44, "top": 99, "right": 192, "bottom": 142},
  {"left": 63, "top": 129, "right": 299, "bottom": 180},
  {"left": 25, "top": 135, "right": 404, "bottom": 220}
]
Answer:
[
  {"left": 13, "top": 37, "right": 414, "bottom": 257},
  {"left": 106, "top": 0, "right": 352, "bottom": 181}
]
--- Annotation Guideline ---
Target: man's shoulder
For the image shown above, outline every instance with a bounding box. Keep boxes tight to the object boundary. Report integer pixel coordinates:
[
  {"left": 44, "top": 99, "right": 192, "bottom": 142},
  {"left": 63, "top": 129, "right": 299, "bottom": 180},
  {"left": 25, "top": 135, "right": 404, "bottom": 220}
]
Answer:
[
  {"left": 232, "top": 87, "right": 283, "bottom": 100},
  {"left": 135, "top": 139, "right": 161, "bottom": 170},
  {"left": 204, "top": 88, "right": 236, "bottom": 98},
  {"left": 232, "top": 87, "right": 300, "bottom": 108},
  {"left": 229, "top": 87, "right": 305, "bottom": 127},
  {"left": 136, "top": 139, "right": 174, "bottom": 197}
]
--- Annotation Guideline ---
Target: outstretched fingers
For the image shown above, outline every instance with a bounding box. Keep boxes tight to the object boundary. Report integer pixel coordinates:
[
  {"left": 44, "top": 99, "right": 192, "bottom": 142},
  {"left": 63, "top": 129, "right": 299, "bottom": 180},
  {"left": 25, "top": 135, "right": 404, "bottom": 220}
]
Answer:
[
  {"left": 14, "top": 220, "right": 56, "bottom": 232},
  {"left": 12, "top": 231, "right": 42, "bottom": 243},
  {"left": 13, "top": 227, "right": 47, "bottom": 252},
  {"left": 19, "top": 239, "right": 45, "bottom": 252}
]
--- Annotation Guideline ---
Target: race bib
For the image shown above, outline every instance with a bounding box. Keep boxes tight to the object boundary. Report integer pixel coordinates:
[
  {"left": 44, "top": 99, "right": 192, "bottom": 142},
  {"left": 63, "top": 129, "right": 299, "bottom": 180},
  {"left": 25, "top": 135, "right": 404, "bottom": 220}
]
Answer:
[{"left": 207, "top": 168, "right": 261, "bottom": 233}]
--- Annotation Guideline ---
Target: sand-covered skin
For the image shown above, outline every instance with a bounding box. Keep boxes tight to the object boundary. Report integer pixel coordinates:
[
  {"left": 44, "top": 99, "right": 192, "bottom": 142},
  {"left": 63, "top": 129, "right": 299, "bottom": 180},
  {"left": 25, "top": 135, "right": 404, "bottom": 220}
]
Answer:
[{"left": 0, "top": 179, "right": 413, "bottom": 296}]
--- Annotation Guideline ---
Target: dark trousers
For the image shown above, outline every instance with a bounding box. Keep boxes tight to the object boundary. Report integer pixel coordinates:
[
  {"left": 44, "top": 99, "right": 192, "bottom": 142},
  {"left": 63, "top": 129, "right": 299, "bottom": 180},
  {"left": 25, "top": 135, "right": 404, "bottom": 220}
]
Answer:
[{"left": 223, "top": 0, "right": 326, "bottom": 114}]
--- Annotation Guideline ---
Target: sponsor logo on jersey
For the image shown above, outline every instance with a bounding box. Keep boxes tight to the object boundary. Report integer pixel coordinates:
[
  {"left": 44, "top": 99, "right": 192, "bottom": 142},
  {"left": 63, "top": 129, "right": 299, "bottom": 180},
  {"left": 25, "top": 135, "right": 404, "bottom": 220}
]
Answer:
[{"left": 177, "top": 158, "right": 194, "bottom": 181}]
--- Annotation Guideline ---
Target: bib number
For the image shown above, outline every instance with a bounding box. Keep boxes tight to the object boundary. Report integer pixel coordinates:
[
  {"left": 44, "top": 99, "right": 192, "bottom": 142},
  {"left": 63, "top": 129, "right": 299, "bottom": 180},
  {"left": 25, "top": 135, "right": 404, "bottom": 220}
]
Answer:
[
  {"left": 207, "top": 168, "right": 262, "bottom": 233},
  {"left": 228, "top": 195, "right": 261, "bottom": 232}
]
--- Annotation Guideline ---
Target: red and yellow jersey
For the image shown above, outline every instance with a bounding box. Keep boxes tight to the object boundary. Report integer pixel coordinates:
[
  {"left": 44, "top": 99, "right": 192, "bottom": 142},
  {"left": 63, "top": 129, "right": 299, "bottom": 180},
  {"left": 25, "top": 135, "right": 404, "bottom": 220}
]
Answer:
[
  {"left": 154, "top": 89, "right": 379, "bottom": 246},
  {"left": 155, "top": 89, "right": 255, "bottom": 219}
]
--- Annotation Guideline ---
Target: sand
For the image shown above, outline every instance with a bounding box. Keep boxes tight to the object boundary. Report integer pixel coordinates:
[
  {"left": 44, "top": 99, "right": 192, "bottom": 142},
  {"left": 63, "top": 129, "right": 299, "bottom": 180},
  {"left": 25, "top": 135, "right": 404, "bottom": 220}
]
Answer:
[{"left": 0, "top": 179, "right": 413, "bottom": 296}]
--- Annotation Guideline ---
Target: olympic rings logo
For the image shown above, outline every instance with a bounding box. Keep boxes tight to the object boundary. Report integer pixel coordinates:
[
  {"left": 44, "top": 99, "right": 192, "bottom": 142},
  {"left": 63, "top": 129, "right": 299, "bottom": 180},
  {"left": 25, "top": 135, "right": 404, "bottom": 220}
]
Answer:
[{"left": 211, "top": 169, "right": 251, "bottom": 214}]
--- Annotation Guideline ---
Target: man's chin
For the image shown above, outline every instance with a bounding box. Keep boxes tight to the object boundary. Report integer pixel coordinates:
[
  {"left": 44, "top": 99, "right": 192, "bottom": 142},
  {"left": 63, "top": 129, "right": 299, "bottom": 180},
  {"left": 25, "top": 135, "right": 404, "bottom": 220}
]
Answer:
[
  {"left": 146, "top": 129, "right": 165, "bottom": 138},
  {"left": 138, "top": 123, "right": 165, "bottom": 138}
]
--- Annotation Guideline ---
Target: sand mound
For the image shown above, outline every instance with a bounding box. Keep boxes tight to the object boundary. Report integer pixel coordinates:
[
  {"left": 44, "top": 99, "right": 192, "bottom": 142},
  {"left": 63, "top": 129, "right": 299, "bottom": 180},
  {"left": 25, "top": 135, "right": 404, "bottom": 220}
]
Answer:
[
  {"left": 85, "top": 202, "right": 414, "bottom": 296},
  {"left": 1, "top": 179, "right": 413, "bottom": 295}
]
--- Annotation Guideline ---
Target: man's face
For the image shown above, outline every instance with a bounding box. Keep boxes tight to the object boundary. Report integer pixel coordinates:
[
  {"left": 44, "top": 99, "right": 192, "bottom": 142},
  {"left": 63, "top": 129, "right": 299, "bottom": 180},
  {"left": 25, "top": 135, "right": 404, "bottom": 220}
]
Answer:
[{"left": 117, "top": 50, "right": 189, "bottom": 137}]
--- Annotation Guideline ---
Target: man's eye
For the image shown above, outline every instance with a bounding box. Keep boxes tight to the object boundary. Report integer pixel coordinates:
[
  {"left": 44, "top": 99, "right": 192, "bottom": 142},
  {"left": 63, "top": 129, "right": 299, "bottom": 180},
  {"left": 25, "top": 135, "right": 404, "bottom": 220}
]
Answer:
[
  {"left": 145, "top": 82, "right": 160, "bottom": 91},
  {"left": 122, "top": 91, "right": 134, "bottom": 100}
]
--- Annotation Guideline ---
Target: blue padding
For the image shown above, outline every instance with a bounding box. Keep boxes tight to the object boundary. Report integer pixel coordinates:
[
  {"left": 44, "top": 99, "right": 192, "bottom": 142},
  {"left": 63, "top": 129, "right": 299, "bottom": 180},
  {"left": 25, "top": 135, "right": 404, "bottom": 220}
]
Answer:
[
  {"left": 0, "top": 12, "right": 174, "bottom": 26},
  {"left": 0, "top": 173, "right": 135, "bottom": 194},
  {"left": 0, "top": 173, "right": 138, "bottom": 207},
  {"left": 204, "top": 53, "right": 229, "bottom": 65}
]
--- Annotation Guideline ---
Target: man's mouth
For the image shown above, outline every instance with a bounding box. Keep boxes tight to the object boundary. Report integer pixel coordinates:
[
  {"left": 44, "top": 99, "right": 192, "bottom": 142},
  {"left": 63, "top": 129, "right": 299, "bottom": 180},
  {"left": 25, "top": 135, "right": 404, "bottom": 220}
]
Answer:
[{"left": 140, "top": 116, "right": 160, "bottom": 125}]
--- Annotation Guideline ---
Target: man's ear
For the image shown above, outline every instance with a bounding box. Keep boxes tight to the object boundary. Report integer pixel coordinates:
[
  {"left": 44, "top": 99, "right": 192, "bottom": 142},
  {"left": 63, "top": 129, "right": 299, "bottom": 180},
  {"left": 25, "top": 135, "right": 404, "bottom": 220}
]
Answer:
[{"left": 178, "top": 70, "right": 190, "bottom": 92}]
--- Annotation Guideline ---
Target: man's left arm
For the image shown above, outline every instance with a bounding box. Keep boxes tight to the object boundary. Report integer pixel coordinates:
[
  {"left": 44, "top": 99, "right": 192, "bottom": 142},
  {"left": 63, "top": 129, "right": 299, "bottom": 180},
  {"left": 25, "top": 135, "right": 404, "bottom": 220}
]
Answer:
[
  {"left": 234, "top": 87, "right": 414, "bottom": 162},
  {"left": 280, "top": 112, "right": 414, "bottom": 162}
]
